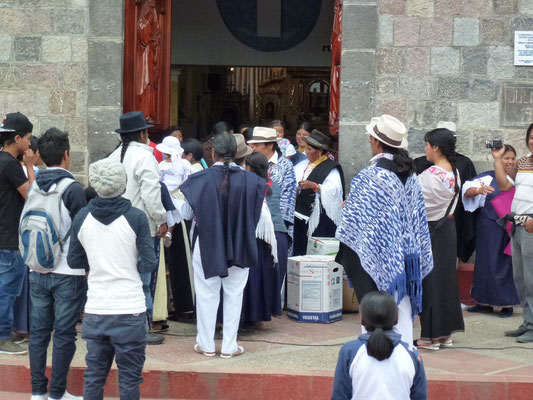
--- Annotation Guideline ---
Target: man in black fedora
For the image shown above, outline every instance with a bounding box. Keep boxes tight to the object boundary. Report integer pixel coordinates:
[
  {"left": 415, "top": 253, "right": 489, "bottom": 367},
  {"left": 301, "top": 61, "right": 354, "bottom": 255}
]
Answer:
[{"left": 109, "top": 111, "right": 167, "bottom": 345}]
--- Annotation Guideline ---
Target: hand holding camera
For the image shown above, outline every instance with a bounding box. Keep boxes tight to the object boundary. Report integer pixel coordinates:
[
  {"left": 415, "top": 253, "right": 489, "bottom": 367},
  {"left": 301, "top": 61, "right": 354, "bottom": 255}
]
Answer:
[{"left": 491, "top": 146, "right": 506, "bottom": 160}]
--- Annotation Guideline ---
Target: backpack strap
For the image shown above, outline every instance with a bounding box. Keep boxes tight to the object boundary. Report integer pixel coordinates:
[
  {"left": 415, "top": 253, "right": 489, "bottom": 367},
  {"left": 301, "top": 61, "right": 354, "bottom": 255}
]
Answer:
[
  {"left": 54, "top": 177, "right": 76, "bottom": 195},
  {"left": 53, "top": 178, "right": 77, "bottom": 244}
]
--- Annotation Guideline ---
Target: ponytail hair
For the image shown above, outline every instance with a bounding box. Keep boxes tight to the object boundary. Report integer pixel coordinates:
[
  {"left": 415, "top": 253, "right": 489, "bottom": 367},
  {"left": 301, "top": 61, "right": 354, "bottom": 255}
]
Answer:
[
  {"left": 213, "top": 132, "right": 237, "bottom": 198},
  {"left": 381, "top": 144, "right": 415, "bottom": 178},
  {"left": 119, "top": 131, "right": 142, "bottom": 163},
  {"left": 360, "top": 291, "right": 398, "bottom": 361},
  {"left": 425, "top": 128, "right": 459, "bottom": 195},
  {"left": 246, "top": 152, "right": 272, "bottom": 196}
]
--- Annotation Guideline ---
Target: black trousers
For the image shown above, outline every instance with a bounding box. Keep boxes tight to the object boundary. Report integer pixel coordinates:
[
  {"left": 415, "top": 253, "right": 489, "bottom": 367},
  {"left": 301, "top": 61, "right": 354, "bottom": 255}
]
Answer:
[
  {"left": 336, "top": 242, "right": 377, "bottom": 303},
  {"left": 165, "top": 221, "right": 194, "bottom": 314}
]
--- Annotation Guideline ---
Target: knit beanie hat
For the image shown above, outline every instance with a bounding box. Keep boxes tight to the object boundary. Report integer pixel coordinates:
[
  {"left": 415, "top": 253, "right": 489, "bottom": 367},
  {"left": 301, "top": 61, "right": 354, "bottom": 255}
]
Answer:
[{"left": 89, "top": 158, "right": 127, "bottom": 198}]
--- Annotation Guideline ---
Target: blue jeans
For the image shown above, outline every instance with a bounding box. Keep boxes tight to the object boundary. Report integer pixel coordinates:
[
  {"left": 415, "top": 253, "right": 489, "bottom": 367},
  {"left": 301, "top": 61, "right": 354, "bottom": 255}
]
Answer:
[
  {"left": 0, "top": 250, "right": 26, "bottom": 339},
  {"left": 29, "top": 272, "right": 86, "bottom": 398},
  {"left": 82, "top": 313, "right": 147, "bottom": 400}
]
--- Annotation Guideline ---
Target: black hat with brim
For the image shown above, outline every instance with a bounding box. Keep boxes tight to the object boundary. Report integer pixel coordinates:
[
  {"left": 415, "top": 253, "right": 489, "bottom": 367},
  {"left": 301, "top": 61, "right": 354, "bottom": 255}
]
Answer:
[
  {"left": 304, "top": 129, "right": 330, "bottom": 151},
  {"left": 115, "top": 111, "right": 153, "bottom": 134}
]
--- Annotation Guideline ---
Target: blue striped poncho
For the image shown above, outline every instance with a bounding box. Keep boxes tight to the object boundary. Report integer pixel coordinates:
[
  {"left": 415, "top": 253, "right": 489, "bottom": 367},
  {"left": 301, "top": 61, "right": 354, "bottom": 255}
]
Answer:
[
  {"left": 269, "top": 155, "right": 297, "bottom": 230},
  {"left": 335, "top": 165, "right": 433, "bottom": 317}
]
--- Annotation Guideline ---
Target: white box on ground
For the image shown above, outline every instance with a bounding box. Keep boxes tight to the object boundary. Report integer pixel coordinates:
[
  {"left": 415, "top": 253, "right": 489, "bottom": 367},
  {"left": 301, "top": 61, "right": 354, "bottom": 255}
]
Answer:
[
  {"left": 306, "top": 237, "right": 340, "bottom": 256},
  {"left": 287, "top": 255, "right": 343, "bottom": 323}
]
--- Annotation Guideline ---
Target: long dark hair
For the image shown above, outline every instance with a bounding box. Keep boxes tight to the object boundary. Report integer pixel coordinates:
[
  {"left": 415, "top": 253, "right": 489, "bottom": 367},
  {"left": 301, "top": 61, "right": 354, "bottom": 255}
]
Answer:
[
  {"left": 360, "top": 291, "right": 398, "bottom": 361},
  {"left": 246, "top": 152, "right": 272, "bottom": 196},
  {"left": 298, "top": 121, "right": 313, "bottom": 133},
  {"left": 424, "top": 128, "right": 459, "bottom": 195},
  {"left": 526, "top": 123, "right": 533, "bottom": 150},
  {"left": 119, "top": 131, "right": 142, "bottom": 163},
  {"left": 213, "top": 132, "right": 237, "bottom": 197},
  {"left": 381, "top": 143, "right": 414, "bottom": 178}
]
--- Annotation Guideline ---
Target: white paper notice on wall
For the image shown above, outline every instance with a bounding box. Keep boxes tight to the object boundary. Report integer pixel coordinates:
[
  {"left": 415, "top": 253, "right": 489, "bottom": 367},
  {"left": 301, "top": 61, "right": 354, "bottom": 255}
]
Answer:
[{"left": 515, "top": 31, "right": 533, "bottom": 66}]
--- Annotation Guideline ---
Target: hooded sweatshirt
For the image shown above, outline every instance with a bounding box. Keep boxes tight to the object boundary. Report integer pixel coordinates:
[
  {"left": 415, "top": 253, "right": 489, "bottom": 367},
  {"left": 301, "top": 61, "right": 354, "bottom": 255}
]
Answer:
[
  {"left": 67, "top": 196, "right": 158, "bottom": 315},
  {"left": 34, "top": 167, "right": 87, "bottom": 275},
  {"left": 332, "top": 331, "right": 427, "bottom": 400}
]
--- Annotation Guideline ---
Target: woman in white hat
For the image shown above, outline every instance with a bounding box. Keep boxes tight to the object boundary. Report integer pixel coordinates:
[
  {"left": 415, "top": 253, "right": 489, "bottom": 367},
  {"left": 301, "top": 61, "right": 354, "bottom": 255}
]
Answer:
[
  {"left": 249, "top": 127, "right": 297, "bottom": 246},
  {"left": 335, "top": 115, "right": 433, "bottom": 347}
]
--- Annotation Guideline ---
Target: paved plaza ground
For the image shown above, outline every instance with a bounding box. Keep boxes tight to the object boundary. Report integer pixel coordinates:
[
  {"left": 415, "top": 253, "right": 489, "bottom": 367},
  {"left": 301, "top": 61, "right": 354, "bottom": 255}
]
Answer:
[{"left": 1, "top": 307, "right": 533, "bottom": 399}]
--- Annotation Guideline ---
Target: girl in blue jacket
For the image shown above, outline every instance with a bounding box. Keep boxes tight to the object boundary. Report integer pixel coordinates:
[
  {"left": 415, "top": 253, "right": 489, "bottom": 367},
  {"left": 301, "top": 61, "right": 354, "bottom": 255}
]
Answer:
[{"left": 332, "top": 291, "right": 427, "bottom": 400}]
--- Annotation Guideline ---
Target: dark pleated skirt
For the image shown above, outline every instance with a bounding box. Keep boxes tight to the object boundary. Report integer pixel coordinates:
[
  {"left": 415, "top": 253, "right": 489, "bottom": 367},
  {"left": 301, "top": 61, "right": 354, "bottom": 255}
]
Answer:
[
  {"left": 292, "top": 210, "right": 337, "bottom": 256},
  {"left": 166, "top": 221, "right": 194, "bottom": 314},
  {"left": 275, "top": 231, "right": 289, "bottom": 303},
  {"left": 242, "top": 239, "right": 282, "bottom": 322},
  {"left": 471, "top": 212, "right": 520, "bottom": 307},
  {"left": 13, "top": 266, "right": 30, "bottom": 334},
  {"left": 419, "top": 218, "right": 465, "bottom": 340}
]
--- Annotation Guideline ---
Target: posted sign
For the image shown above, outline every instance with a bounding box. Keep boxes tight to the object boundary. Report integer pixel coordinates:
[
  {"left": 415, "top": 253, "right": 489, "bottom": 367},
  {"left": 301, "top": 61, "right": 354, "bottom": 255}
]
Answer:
[{"left": 515, "top": 31, "right": 533, "bottom": 66}]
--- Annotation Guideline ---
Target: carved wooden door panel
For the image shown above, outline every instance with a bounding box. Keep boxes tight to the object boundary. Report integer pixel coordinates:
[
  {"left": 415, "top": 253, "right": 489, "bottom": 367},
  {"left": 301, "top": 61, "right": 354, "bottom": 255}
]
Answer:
[
  {"left": 329, "top": 0, "right": 342, "bottom": 137},
  {"left": 123, "top": 0, "right": 172, "bottom": 132}
]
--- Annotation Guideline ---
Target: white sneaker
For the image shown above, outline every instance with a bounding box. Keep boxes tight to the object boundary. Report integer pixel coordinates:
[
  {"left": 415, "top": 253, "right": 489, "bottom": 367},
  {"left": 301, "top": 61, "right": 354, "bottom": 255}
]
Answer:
[
  {"left": 31, "top": 395, "right": 48, "bottom": 400},
  {"left": 49, "top": 392, "right": 83, "bottom": 400}
]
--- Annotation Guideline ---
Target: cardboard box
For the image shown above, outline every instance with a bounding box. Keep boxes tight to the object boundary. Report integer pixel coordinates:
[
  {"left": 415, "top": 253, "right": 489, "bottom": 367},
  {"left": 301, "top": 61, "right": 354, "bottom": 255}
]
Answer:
[
  {"left": 306, "top": 237, "right": 340, "bottom": 256},
  {"left": 342, "top": 276, "right": 359, "bottom": 312},
  {"left": 287, "top": 255, "right": 343, "bottom": 323}
]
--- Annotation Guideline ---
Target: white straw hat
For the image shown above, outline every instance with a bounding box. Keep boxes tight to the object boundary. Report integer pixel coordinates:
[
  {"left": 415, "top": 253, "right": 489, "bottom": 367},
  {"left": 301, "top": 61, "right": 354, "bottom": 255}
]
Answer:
[
  {"left": 156, "top": 135, "right": 184, "bottom": 157},
  {"left": 247, "top": 127, "right": 277, "bottom": 144},
  {"left": 235, "top": 134, "right": 253, "bottom": 158},
  {"left": 366, "top": 114, "right": 408, "bottom": 149},
  {"left": 437, "top": 121, "right": 457, "bottom": 137}
]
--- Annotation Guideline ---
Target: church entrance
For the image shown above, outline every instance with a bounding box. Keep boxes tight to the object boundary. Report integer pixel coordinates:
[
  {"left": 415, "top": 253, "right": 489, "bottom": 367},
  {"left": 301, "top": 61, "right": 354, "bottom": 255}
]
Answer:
[{"left": 123, "top": 0, "right": 340, "bottom": 149}]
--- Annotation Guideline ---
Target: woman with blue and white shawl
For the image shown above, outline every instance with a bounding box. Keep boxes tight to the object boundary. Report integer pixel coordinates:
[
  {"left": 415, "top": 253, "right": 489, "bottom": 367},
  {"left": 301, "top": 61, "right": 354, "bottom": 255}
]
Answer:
[
  {"left": 248, "top": 127, "right": 297, "bottom": 250},
  {"left": 336, "top": 115, "right": 433, "bottom": 347},
  {"left": 417, "top": 128, "right": 465, "bottom": 350}
]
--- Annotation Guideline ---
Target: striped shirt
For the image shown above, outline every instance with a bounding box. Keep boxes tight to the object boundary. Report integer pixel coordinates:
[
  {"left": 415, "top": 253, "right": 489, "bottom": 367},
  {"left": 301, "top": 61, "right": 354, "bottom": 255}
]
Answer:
[{"left": 512, "top": 155, "right": 533, "bottom": 215}]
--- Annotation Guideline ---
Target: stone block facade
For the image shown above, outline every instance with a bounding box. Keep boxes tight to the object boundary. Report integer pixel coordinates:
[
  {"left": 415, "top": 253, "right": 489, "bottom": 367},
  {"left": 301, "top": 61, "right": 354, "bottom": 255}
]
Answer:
[
  {"left": 1, "top": 1, "right": 533, "bottom": 184},
  {"left": 0, "top": 0, "right": 123, "bottom": 184},
  {"left": 340, "top": 0, "right": 533, "bottom": 181}
]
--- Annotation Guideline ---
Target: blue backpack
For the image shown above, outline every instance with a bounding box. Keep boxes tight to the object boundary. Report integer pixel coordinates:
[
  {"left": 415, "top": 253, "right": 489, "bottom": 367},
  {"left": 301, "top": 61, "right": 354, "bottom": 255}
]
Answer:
[{"left": 19, "top": 178, "right": 75, "bottom": 273}]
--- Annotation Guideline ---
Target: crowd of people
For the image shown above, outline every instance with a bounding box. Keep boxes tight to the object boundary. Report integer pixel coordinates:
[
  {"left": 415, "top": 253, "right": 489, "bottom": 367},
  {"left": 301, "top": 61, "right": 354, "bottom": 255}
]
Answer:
[{"left": 0, "top": 109, "right": 532, "bottom": 399}]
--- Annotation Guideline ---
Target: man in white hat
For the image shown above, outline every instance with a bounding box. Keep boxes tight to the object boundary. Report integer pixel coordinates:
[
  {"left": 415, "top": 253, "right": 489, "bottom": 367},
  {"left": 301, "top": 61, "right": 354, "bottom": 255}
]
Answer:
[
  {"left": 335, "top": 114, "right": 433, "bottom": 346},
  {"left": 249, "top": 127, "right": 297, "bottom": 248},
  {"left": 413, "top": 121, "right": 478, "bottom": 263}
]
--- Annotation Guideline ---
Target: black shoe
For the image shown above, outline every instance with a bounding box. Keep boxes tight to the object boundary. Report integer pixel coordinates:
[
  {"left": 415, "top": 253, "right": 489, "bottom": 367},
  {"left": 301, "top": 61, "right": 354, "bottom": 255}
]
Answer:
[
  {"left": 505, "top": 325, "right": 527, "bottom": 337},
  {"left": 516, "top": 330, "right": 533, "bottom": 343},
  {"left": 146, "top": 331, "right": 165, "bottom": 345},
  {"left": 499, "top": 307, "right": 513, "bottom": 318},
  {"left": 467, "top": 305, "right": 493, "bottom": 313}
]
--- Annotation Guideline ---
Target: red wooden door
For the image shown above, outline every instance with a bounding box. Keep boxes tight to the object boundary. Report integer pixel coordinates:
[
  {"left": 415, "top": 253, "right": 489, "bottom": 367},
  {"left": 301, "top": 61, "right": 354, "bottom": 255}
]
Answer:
[{"left": 123, "top": 0, "right": 172, "bottom": 133}]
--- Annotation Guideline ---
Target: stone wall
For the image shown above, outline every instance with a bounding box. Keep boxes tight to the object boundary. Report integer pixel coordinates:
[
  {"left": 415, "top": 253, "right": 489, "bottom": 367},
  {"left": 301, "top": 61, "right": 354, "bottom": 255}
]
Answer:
[
  {"left": 0, "top": 0, "right": 123, "bottom": 184},
  {"left": 340, "top": 0, "right": 533, "bottom": 182}
]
